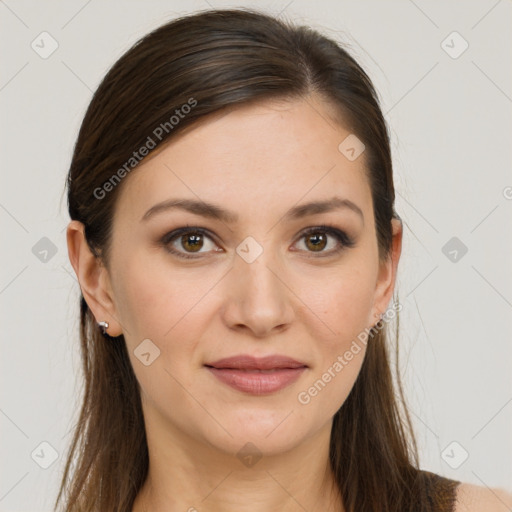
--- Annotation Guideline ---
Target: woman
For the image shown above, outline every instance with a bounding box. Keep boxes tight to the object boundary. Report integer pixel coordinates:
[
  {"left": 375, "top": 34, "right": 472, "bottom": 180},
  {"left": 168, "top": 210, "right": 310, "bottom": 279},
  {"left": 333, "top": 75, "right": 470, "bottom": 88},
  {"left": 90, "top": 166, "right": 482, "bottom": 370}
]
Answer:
[{"left": 58, "top": 7, "right": 511, "bottom": 512}]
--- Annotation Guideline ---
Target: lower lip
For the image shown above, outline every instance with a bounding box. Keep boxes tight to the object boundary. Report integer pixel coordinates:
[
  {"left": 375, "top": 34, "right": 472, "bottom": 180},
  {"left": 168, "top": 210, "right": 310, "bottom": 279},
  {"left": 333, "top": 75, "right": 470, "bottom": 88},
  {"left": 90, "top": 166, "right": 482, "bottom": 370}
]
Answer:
[{"left": 206, "top": 367, "right": 307, "bottom": 395}]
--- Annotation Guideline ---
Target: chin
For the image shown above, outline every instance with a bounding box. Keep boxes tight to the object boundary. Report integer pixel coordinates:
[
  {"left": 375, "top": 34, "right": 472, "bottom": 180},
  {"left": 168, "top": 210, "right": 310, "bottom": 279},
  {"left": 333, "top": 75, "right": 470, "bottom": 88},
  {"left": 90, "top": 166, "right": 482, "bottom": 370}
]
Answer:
[{"left": 199, "top": 412, "right": 311, "bottom": 456}]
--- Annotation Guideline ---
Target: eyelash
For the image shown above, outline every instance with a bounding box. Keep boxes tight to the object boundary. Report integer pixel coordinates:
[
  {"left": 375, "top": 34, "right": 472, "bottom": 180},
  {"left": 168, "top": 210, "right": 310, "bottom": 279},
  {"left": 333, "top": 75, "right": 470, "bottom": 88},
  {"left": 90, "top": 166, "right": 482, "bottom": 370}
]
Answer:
[{"left": 159, "top": 224, "right": 356, "bottom": 260}]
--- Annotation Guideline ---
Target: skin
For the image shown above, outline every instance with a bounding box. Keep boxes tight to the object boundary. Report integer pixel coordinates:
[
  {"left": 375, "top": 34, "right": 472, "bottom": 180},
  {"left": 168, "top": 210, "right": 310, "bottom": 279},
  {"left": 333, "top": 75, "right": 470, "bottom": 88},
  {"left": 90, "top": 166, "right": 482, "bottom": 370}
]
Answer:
[
  {"left": 67, "top": 93, "right": 404, "bottom": 511},
  {"left": 455, "top": 484, "right": 512, "bottom": 512}
]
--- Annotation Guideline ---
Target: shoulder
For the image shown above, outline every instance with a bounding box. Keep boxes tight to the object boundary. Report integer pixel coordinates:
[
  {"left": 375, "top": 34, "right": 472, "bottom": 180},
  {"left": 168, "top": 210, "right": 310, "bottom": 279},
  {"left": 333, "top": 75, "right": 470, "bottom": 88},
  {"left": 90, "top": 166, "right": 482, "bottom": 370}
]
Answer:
[{"left": 454, "top": 481, "right": 512, "bottom": 512}]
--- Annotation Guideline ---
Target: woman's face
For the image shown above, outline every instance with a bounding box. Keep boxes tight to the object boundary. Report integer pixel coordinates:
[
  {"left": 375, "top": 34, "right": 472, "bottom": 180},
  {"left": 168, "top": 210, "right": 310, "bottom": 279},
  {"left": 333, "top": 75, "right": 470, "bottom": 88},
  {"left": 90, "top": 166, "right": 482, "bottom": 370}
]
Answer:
[{"left": 88, "top": 95, "right": 401, "bottom": 457}]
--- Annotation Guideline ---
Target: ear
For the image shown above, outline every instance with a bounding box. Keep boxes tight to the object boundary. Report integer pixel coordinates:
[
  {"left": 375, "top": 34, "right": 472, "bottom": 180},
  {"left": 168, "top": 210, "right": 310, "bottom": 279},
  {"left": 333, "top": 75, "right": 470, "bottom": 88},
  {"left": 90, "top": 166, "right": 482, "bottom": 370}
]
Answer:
[
  {"left": 66, "top": 220, "right": 123, "bottom": 337},
  {"left": 370, "top": 217, "right": 403, "bottom": 322}
]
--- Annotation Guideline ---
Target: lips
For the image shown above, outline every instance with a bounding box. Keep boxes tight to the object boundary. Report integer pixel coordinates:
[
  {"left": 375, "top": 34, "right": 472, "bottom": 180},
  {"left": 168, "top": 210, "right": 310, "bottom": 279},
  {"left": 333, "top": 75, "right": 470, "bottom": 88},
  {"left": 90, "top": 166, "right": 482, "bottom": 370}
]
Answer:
[
  {"left": 204, "top": 354, "right": 308, "bottom": 395},
  {"left": 205, "top": 354, "right": 308, "bottom": 370}
]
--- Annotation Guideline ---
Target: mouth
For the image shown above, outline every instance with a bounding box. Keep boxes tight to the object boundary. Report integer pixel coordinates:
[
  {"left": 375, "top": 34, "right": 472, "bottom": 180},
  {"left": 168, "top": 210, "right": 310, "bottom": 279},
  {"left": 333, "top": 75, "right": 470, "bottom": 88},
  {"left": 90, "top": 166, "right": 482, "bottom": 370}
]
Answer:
[
  {"left": 204, "top": 354, "right": 308, "bottom": 395},
  {"left": 204, "top": 354, "right": 308, "bottom": 371}
]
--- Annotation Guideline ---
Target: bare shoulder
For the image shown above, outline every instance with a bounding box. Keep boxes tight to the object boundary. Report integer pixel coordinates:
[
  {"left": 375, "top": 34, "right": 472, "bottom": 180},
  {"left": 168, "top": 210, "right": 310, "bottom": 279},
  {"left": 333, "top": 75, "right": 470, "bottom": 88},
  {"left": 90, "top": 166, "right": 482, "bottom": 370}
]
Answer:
[{"left": 454, "top": 481, "right": 512, "bottom": 512}]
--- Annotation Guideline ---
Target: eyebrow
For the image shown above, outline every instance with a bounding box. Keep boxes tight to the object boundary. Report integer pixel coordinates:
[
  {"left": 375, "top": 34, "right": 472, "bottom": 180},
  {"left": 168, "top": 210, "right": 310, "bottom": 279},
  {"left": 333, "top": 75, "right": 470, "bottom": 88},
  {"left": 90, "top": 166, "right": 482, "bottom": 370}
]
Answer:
[{"left": 141, "top": 196, "right": 364, "bottom": 225}]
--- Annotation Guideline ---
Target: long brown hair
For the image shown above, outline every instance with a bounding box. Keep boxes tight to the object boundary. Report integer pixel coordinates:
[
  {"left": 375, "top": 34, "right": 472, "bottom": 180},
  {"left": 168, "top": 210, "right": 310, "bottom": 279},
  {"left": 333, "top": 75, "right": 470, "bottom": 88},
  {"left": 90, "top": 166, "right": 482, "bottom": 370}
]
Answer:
[{"left": 57, "top": 7, "right": 430, "bottom": 511}]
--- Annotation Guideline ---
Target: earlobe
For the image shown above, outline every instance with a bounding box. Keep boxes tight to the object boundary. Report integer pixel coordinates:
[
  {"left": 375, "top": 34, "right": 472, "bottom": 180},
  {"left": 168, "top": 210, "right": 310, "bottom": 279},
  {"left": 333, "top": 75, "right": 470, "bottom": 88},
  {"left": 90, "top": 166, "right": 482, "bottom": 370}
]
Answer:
[
  {"left": 66, "top": 220, "right": 123, "bottom": 337},
  {"left": 371, "top": 217, "right": 403, "bottom": 321}
]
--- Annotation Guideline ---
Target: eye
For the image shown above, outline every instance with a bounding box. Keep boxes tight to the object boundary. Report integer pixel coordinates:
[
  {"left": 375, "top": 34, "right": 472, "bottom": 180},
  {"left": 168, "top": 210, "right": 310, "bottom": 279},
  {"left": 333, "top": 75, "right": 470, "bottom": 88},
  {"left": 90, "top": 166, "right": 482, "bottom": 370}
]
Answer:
[
  {"left": 161, "top": 226, "right": 220, "bottom": 260},
  {"left": 160, "top": 224, "right": 356, "bottom": 260},
  {"left": 293, "top": 225, "right": 355, "bottom": 256}
]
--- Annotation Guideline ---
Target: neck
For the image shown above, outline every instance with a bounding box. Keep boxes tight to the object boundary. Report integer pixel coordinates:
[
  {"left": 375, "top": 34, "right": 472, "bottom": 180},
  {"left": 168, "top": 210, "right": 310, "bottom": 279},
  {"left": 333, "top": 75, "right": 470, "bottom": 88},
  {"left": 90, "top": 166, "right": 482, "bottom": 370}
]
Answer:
[{"left": 132, "top": 412, "right": 343, "bottom": 512}]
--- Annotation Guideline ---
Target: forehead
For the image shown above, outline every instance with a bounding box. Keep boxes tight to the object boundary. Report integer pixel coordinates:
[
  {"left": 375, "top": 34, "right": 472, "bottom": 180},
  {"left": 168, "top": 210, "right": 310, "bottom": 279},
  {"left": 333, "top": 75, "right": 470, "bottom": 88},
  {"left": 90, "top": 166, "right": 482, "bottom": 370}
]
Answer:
[{"left": 115, "top": 95, "right": 372, "bottom": 225}]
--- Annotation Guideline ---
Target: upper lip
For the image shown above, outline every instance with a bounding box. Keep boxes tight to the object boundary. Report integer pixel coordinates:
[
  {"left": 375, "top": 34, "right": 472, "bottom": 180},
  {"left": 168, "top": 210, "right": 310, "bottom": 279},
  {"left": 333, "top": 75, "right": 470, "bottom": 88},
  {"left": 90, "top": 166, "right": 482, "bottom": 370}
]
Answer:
[{"left": 205, "top": 354, "right": 308, "bottom": 370}]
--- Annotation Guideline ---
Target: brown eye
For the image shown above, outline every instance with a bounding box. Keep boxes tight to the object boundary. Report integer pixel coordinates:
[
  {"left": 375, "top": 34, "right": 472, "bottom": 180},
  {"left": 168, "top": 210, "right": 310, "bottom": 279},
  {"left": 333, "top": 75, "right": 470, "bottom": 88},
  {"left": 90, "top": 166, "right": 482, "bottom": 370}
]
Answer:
[
  {"left": 294, "top": 225, "right": 355, "bottom": 256},
  {"left": 180, "top": 232, "right": 204, "bottom": 253},
  {"left": 304, "top": 232, "right": 328, "bottom": 252},
  {"left": 161, "top": 227, "right": 220, "bottom": 259}
]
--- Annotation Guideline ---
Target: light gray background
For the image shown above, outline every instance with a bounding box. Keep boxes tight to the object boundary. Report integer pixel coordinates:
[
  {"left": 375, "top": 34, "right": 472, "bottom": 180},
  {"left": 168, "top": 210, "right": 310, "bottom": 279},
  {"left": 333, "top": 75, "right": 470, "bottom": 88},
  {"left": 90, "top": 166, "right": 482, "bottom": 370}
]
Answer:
[{"left": 1, "top": 1, "right": 511, "bottom": 510}]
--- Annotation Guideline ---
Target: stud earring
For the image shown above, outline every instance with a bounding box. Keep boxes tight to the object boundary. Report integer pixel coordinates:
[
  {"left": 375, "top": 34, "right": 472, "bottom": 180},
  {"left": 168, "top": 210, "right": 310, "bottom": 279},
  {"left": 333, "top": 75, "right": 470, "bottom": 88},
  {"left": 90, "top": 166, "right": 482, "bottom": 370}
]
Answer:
[
  {"left": 98, "top": 321, "right": 109, "bottom": 334},
  {"left": 97, "top": 320, "right": 122, "bottom": 341}
]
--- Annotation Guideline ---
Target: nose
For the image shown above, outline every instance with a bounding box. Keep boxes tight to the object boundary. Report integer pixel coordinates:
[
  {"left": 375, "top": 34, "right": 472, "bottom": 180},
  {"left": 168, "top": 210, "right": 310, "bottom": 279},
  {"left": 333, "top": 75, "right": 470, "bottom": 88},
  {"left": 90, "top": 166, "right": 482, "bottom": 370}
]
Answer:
[{"left": 220, "top": 248, "right": 295, "bottom": 338}]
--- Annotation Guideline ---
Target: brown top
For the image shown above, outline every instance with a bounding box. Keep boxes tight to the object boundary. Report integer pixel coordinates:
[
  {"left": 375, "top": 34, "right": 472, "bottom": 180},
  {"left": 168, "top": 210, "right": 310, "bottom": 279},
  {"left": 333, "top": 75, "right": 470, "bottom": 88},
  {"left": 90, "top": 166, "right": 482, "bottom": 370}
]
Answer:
[{"left": 421, "top": 470, "right": 461, "bottom": 512}]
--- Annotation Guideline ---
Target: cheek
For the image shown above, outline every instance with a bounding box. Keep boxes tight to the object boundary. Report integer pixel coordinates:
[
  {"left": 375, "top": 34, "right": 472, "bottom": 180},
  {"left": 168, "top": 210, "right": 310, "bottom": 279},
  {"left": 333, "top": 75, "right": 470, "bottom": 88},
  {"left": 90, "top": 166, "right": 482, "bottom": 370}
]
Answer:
[
  {"left": 331, "top": 272, "right": 376, "bottom": 337},
  {"left": 112, "top": 252, "right": 210, "bottom": 400},
  {"left": 305, "top": 257, "right": 378, "bottom": 343},
  {"left": 296, "top": 261, "right": 376, "bottom": 412},
  {"left": 112, "top": 249, "right": 209, "bottom": 339}
]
